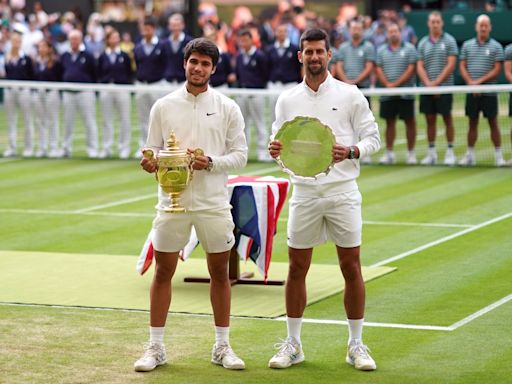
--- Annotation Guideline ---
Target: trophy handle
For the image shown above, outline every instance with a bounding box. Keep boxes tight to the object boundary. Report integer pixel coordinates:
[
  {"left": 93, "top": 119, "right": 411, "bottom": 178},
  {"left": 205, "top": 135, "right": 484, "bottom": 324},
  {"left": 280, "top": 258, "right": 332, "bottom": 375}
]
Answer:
[
  {"left": 142, "top": 148, "right": 158, "bottom": 181},
  {"left": 189, "top": 148, "right": 204, "bottom": 181}
]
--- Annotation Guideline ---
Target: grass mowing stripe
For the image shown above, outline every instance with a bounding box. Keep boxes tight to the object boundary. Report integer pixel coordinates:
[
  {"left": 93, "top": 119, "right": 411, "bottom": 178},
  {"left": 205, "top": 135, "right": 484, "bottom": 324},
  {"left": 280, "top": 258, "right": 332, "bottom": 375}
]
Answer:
[
  {"left": 449, "top": 293, "right": 512, "bottom": 330},
  {"left": 74, "top": 193, "right": 156, "bottom": 213},
  {"left": 371, "top": 211, "right": 512, "bottom": 267}
]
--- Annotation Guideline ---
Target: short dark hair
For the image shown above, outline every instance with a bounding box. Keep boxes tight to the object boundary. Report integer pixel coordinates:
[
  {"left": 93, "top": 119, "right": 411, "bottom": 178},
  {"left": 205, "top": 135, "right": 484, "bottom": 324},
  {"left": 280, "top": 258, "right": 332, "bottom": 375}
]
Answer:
[
  {"left": 184, "top": 37, "right": 220, "bottom": 67},
  {"left": 143, "top": 16, "right": 157, "bottom": 28},
  {"left": 299, "top": 28, "right": 330, "bottom": 51},
  {"left": 237, "top": 28, "right": 252, "bottom": 39}
]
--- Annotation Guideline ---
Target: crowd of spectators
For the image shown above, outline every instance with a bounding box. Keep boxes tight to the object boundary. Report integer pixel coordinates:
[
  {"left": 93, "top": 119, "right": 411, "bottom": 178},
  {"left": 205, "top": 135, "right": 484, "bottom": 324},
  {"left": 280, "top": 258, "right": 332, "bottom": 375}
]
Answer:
[{"left": 0, "top": 1, "right": 511, "bottom": 166}]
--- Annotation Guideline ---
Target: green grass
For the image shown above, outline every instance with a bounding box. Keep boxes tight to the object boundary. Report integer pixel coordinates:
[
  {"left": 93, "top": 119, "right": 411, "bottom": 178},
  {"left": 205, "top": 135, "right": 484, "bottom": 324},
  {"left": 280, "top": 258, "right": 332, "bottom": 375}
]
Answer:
[{"left": 1, "top": 158, "right": 512, "bottom": 383}]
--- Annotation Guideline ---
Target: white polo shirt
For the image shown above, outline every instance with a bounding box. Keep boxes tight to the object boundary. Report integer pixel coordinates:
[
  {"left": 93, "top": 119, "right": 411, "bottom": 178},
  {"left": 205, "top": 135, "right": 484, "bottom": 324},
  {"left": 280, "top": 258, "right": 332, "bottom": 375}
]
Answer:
[
  {"left": 272, "top": 73, "right": 380, "bottom": 197},
  {"left": 146, "top": 85, "right": 248, "bottom": 211}
]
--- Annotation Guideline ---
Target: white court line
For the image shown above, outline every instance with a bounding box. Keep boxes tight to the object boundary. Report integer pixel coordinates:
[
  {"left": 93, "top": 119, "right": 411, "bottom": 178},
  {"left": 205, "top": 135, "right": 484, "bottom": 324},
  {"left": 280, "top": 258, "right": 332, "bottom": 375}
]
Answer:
[
  {"left": 364, "top": 220, "right": 473, "bottom": 228},
  {"left": 0, "top": 302, "right": 450, "bottom": 331},
  {"left": 274, "top": 316, "right": 451, "bottom": 331},
  {"left": 448, "top": 293, "right": 512, "bottom": 330},
  {"left": 371, "top": 211, "right": 512, "bottom": 267}
]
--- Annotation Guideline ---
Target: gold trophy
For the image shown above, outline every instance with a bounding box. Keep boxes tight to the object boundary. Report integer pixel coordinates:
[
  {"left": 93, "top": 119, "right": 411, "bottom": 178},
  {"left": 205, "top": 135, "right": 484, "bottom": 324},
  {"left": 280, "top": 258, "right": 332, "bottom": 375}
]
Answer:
[{"left": 142, "top": 131, "right": 203, "bottom": 213}]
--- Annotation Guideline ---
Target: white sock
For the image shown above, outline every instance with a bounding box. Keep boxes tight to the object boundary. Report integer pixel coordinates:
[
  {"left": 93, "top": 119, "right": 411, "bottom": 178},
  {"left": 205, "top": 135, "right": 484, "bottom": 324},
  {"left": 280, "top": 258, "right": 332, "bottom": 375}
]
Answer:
[
  {"left": 149, "top": 326, "right": 165, "bottom": 345},
  {"left": 286, "top": 316, "right": 303, "bottom": 344},
  {"left": 467, "top": 147, "right": 475, "bottom": 156},
  {"left": 215, "top": 326, "right": 230, "bottom": 345},
  {"left": 347, "top": 318, "right": 364, "bottom": 345},
  {"left": 495, "top": 147, "right": 503, "bottom": 160}
]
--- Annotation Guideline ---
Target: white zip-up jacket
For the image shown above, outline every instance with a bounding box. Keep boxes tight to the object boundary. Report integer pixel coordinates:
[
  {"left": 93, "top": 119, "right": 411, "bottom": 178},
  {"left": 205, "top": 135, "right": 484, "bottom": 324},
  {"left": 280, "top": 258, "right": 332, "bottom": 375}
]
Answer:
[
  {"left": 146, "top": 85, "right": 248, "bottom": 211},
  {"left": 272, "top": 74, "right": 380, "bottom": 197}
]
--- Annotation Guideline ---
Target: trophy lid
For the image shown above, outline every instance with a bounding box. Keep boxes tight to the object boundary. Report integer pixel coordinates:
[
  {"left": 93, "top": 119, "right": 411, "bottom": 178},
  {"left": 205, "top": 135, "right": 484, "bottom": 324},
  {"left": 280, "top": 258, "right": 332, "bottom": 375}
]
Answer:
[{"left": 158, "top": 131, "right": 187, "bottom": 158}]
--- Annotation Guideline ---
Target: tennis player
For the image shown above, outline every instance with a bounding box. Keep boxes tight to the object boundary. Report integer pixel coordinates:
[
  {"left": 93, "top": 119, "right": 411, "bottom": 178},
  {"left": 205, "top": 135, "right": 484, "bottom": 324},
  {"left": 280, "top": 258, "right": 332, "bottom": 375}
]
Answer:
[
  {"left": 267, "top": 28, "right": 380, "bottom": 371},
  {"left": 134, "top": 38, "right": 248, "bottom": 372}
]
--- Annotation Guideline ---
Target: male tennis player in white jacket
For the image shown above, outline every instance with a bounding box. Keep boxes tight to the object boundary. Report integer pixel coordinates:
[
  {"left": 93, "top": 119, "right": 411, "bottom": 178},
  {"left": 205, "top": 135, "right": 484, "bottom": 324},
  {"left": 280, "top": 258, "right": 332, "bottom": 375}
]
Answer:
[
  {"left": 268, "top": 28, "right": 381, "bottom": 371},
  {"left": 136, "top": 38, "right": 248, "bottom": 372}
]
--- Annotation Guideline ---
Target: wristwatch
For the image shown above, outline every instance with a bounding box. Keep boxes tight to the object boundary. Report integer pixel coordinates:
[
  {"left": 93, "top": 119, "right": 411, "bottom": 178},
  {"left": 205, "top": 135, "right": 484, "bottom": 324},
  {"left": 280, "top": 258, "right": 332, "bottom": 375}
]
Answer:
[
  {"left": 348, "top": 146, "right": 357, "bottom": 160},
  {"left": 206, "top": 156, "right": 213, "bottom": 172}
]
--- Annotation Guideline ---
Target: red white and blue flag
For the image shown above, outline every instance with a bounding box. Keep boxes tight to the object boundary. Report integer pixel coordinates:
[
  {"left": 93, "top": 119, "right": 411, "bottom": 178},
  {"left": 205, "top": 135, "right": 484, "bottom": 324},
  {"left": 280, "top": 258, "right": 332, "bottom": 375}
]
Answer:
[{"left": 136, "top": 175, "right": 289, "bottom": 282}]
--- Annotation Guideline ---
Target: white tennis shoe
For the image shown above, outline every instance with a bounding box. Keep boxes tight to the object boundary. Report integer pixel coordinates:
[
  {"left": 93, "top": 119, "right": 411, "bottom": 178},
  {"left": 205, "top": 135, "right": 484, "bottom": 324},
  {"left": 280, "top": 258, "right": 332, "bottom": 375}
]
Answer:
[
  {"left": 211, "top": 342, "right": 245, "bottom": 370},
  {"left": 133, "top": 342, "right": 167, "bottom": 372},
  {"left": 346, "top": 341, "right": 377, "bottom": 371},
  {"left": 458, "top": 152, "right": 476, "bottom": 166},
  {"left": 421, "top": 152, "right": 437, "bottom": 165},
  {"left": 443, "top": 149, "right": 456, "bottom": 166},
  {"left": 268, "top": 337, "right": 305, "bottom": 369}
]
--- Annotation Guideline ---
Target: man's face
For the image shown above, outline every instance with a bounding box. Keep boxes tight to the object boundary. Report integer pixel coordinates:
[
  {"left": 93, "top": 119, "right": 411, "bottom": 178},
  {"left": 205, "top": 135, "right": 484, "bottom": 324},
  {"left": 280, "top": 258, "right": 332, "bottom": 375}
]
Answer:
[
  {"left": 238, "top": 34, "right": 253, "bottom": 52},
  {"left": 428, "top": 14, "right": 443, "bottom": 35},
  {"left": 107, "top": 31, "right": 120, "bottom": 47},
  {"left": 298, "top": 39, "right": 331, "bottom": 77},
  {"left": 169, "top": 18, "right": 183, "bottom": 35},
  {"left": 387, "top": 24, "right": 401, "bottom": 45},
  {"left": 476, "top": 17, "right": 491, "bottom": 40},
  {"left": 184, "top": 52, "right": 215, "bottom": 87},
  {"left": 11, "top": 33, "right": 22, "bottom": 50},
  {"left": 69, "top": 32, "right": 82, "bottom": 51},
  {"left": 275, "top": 25, "right": 288, "bottom": 43},
  {"left": 350, "top": 22, "right": 363, "bottom": 41},
  {"left": 142, "top": 24, "right": 154, "bottom": 40}
]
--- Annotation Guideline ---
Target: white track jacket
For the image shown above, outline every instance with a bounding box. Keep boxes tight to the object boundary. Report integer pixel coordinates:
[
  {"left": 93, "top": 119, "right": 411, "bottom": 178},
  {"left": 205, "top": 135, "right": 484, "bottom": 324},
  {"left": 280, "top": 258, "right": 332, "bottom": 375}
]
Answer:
[
  {"left": 146, "top": 85, "right": 248, "bottom": 211},
  {"left": 272, "top": 74, "right": 380, "bottom": 197}
]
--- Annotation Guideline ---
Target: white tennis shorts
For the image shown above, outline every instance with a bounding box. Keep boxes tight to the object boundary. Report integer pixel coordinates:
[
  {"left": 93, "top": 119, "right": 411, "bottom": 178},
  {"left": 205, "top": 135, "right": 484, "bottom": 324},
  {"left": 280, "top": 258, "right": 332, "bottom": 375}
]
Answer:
[
  {"left": 287, "top": 189, "right": 362, "bottom": 249},
  {"left": 152, "top": 208, "right": 235, "bottom": 254}
]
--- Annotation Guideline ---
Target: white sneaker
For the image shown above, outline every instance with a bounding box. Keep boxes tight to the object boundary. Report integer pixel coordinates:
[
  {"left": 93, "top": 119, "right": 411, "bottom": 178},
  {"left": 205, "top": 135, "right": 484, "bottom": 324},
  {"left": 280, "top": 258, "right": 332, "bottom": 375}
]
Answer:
[
  {"left": 458, "top": 152, "right": 476, "bottom": 166},
  {"left": 361, "top": 155, "right": 372, "bottom": 165},
  {"left": 346, "top": 341, "right": 377, "bottom": 371},
  {"left": 406, "top": 151, "right": 417, "bottom": 165},
  {"left": 98, "top": 149, "right": 112, "bottom": 159},
  {"left": 378, "top": 151, "right": 396, "bottom": 165},
  {"left": 22, "top": 149, "right": 34, "bottom": 158},
  {"left": 133, "top": 342, "right": 167, "bottom": 372},
  {"left": 62, "top": 148, "right": 72, "bottom": 158},
  {"left": 48, "top": 149, "right": 64, "bottom": 158},
  {"left": 87, "top": 149, "right": 99, "bottom": 159},
  {"left": 211, "top": 342, "right": 245, "bottom": 370},
  {"left": 268, "top": 337, "right": 305, "bottom": 369},
  {"left": 443, "top": 149, "right": 456, "bottom": 166},
  {"left": 119, "top": 149, "right": 130, "bottom": 160},
  {"left": 133, "top": 150, "right": 143, "bottom": 159},
  {"left": 35, "top": 149, "right": 47, "bottom": 158},
  {"left": 420, "top": 152, "right": 437, "bottom": 165},
  {"left": 495, "top": 157, "right": 506, "bottom": 167},
  {"left": 507, "top": 159, "right": 512, "bottom": 167},
  {"left": 3, "top": 148, "right": 16, "bottom": 157}
]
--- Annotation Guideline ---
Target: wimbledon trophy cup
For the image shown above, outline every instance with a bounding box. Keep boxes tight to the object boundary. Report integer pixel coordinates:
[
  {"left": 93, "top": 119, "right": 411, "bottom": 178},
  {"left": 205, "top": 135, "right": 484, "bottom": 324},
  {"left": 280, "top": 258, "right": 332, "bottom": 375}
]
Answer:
[{"left": 142, "top": 131, "right": 203, "bottom": 213}]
